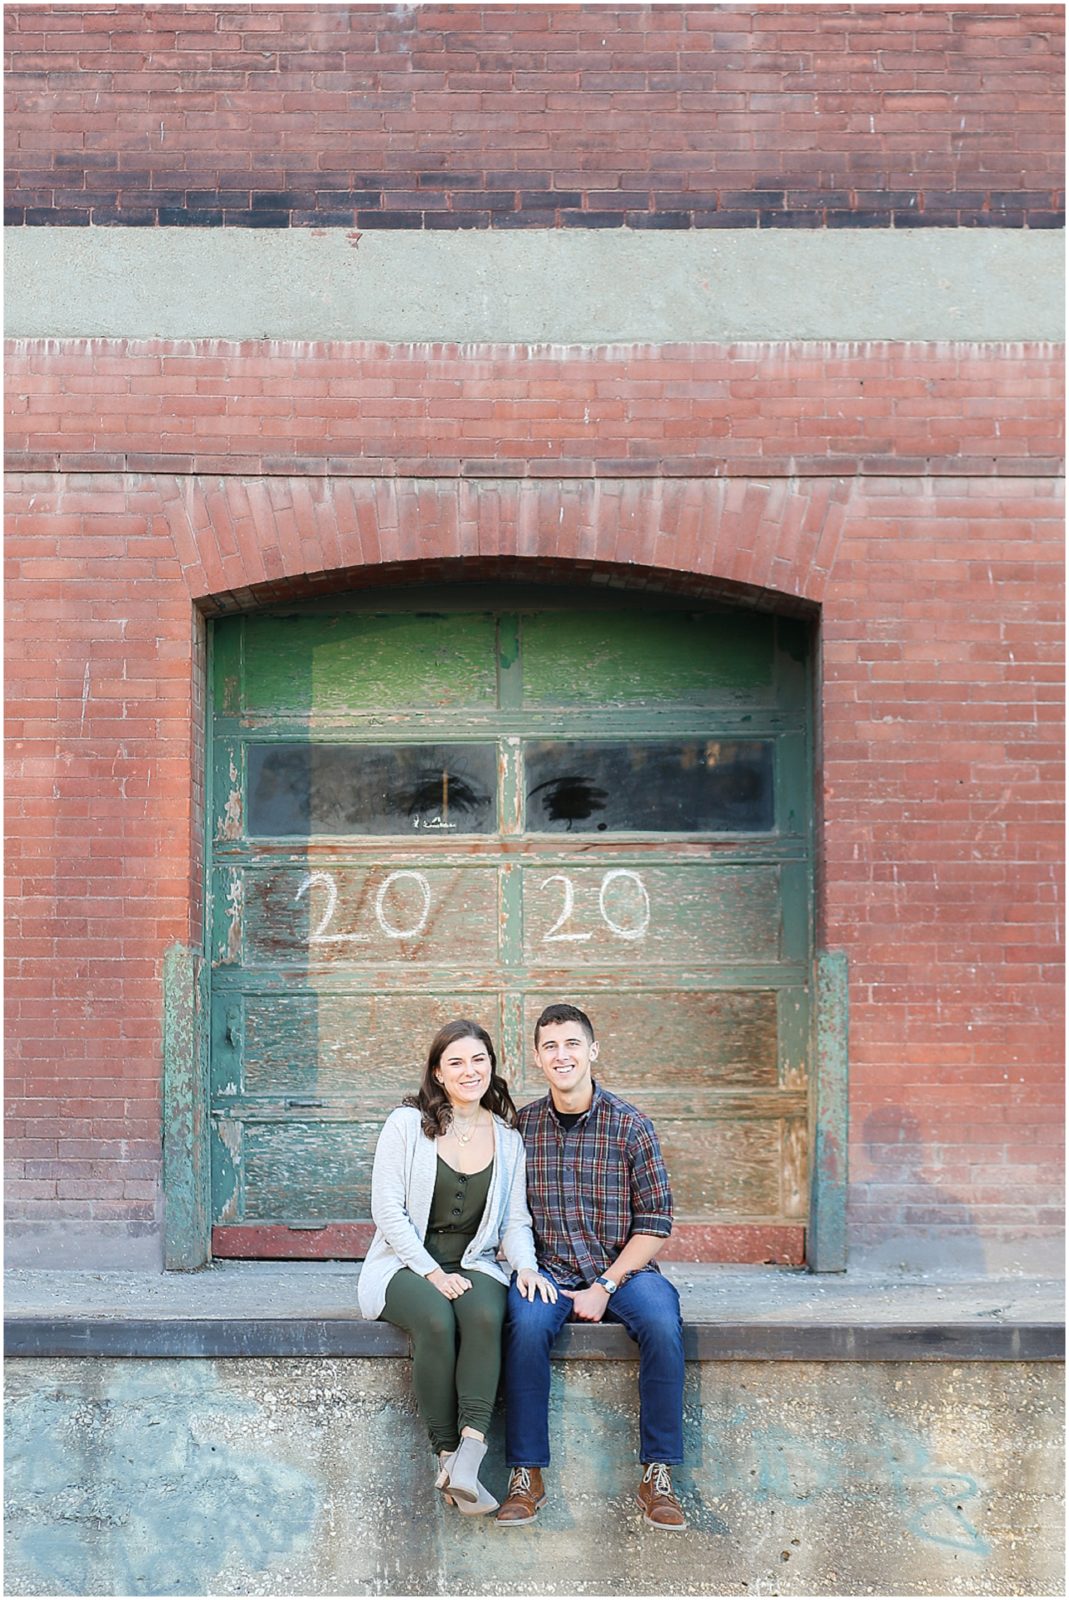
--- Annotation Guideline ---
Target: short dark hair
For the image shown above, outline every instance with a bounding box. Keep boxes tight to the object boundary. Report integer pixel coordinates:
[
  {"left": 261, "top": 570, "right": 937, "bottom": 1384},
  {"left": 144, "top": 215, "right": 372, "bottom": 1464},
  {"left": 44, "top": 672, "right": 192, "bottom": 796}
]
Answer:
[{"left": 534, "top": 1003, "right": 595, "bottom": 1047}]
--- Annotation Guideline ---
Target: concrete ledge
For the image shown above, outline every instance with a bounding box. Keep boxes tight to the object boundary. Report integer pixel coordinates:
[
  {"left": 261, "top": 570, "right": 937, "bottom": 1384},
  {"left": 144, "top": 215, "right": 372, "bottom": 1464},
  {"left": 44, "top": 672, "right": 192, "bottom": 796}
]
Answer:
[
  {"left": 5, "top": 1263, "right": 1063, "bottom": 1362},
  {"left": 6, "top": 1314, "right": 1063, "bottom": 1362}
]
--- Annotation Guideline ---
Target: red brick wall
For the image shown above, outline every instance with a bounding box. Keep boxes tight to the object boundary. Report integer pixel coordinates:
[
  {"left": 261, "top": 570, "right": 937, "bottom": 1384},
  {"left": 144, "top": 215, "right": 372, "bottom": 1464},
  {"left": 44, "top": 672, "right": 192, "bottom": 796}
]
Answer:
[
  {"left": 4, "top": 2, "right": 1064, "bottom": 1262},
  {"left": 5, "top": 477, "right": 197, "bottom": 1228},
  {"left": 6, "top": 4, "right": 1064, "bottom": 229},
  {"left": 5, "top": 443, "right": 1064, "bottom": 1253},
  {"left": 825, "top": 479, "right": 1065, "bottom": 1255},
  {"left": 6, "top": 338, "right": 1064, "bottom": 478}
]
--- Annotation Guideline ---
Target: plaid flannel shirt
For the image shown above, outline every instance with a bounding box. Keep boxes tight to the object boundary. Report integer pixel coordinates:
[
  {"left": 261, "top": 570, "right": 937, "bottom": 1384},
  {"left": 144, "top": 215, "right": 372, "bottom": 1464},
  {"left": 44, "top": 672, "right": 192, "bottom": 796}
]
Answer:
[{"left": 516, "top": 1081, "right": 673, "bottom": 1289}]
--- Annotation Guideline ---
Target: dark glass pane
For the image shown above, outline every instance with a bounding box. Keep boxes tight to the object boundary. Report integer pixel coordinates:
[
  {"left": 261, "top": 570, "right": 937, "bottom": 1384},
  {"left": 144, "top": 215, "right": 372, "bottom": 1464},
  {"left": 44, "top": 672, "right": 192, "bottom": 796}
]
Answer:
[
  {"left": 248, "top": 744, "right": 498, "bottom": 837},
  {"left": 524, "top": 740, "right": 774, "bottom": 833}
]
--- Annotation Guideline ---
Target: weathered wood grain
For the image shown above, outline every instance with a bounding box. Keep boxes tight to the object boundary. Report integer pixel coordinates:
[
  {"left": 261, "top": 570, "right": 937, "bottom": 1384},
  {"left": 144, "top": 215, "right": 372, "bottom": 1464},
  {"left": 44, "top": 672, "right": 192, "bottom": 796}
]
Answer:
[
  {"left": 232, "top": 991, "right": 505, "bottom": 1098},
  {"left": 521, "top": 610, "right": 776, "bottom": 706},
  {"left": 519, "top": 990, "right": 779, "bottom": 1090},
  {"left": 241, "top": 1118, "right": 380, "bottom": 1221},
  {"left": 653, "top": 1118, "right": 784, "bottom": 1220},
  {"left": 243, "top": 865, "right": 502, "bottom": 965},
  {"left": 241, "top": 612, "right": 499, "bottom": 714},
  {"left": 522, "top": 864, "right": 781, "bottom": 965}
]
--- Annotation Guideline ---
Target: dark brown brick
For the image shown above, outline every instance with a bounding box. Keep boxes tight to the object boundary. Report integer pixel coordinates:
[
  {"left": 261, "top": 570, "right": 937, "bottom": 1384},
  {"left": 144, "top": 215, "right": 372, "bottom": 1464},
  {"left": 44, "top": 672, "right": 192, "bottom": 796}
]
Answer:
[{"left": 6, "top": 5, "right": 1062, "bottom": 229}]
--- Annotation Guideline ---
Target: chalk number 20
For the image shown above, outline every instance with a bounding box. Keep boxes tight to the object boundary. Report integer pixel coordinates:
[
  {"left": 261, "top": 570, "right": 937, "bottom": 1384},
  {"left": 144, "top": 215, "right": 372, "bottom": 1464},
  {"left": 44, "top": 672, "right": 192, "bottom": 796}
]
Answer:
[
  {"left": 540, "top": 869, "right": 651, "bottom": 942},
  {"left": 293, "top": 867, "right": 652, "bottom": 946}
]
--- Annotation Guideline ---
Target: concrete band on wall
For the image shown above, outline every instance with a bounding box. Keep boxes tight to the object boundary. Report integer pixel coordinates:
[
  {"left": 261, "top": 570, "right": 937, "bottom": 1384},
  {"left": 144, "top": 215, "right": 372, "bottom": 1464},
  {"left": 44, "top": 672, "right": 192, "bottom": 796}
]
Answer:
[{"left": 5, "top": 228, "right": 1064, "bottom": 342}]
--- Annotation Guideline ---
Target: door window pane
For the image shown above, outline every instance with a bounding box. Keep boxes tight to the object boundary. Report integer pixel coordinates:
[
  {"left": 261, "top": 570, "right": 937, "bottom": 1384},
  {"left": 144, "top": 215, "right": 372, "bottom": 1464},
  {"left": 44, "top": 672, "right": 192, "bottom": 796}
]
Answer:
[
  {"left": 248, "top": 743, "right": 498, "bottom": 836},
  {"left": 524, "top": 740, "right": 774, "bottom": 833}
]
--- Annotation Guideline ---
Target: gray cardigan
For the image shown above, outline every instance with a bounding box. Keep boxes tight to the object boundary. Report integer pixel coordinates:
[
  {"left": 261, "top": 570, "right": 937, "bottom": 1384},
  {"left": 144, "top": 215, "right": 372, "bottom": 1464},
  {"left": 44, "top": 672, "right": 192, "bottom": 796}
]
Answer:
[{"left": 357, "top": 1105, "right": 538, "bottom": 1320}]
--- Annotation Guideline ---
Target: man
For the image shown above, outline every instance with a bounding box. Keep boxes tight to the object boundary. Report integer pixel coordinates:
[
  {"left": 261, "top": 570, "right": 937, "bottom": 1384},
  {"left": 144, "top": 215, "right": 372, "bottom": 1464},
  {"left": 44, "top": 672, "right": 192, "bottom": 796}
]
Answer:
[{"left": 499, "top": 1002, "right": 686, "bottom": 1529}]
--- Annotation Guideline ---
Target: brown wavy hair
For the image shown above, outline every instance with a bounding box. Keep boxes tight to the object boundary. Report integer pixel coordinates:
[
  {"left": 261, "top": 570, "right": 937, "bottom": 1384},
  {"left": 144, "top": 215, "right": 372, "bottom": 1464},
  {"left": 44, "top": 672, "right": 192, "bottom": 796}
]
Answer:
[{"left": 403, "top": 1018, "right": 519, "bottom": 1140}]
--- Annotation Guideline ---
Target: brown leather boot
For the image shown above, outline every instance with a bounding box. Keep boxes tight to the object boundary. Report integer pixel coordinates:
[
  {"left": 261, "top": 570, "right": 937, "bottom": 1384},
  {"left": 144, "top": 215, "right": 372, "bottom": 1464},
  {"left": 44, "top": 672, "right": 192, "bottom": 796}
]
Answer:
[
  {"left": 495, "top": 1466, "right": 547, "bottom": 1524},
  {"left": 638, "top": 1463, "right": 686, "bottom": 1529}
]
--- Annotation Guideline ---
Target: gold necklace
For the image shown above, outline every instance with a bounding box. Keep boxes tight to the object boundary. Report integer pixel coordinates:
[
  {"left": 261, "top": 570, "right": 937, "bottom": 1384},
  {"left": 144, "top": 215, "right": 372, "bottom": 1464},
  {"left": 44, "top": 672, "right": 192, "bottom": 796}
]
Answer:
[{"left": 450, "top": 1110, "right": 484, "bottom": 1145}]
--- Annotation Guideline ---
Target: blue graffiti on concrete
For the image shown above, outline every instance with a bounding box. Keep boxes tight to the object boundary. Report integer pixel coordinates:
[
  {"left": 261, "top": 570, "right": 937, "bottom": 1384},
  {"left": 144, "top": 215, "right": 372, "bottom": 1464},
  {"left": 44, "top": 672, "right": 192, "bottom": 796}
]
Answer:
[
  {"left": 5, "top": 1365, "right": 319, "bottom": 1595},
  {"left": 705, "top": 1405, "right": 990, "bottom": 1557}
]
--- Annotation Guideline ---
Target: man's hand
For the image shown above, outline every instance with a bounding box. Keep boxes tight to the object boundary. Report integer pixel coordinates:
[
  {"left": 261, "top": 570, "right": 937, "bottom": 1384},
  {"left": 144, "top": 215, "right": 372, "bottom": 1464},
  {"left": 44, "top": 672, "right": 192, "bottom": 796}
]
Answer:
[{"left": 562, "top": 1283, "right": 611, "bottom": 1322}]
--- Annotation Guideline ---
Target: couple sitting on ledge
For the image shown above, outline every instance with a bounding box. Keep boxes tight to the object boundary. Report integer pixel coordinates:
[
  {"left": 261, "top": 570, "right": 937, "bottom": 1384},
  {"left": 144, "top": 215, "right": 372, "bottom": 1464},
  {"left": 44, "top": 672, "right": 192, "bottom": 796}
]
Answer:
[{"left": 357, "top": 1003, "right": 687, "bottom": 1530}]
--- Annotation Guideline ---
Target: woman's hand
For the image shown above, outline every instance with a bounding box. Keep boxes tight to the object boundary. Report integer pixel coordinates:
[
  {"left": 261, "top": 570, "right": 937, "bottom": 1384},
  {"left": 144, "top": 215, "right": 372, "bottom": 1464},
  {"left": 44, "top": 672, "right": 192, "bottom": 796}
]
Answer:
[
  {"left": 427, "top": 1267, "right": 472, "bottom": 1300},
  {"left": 515, "top": 1269, "right": 558, "bottom": 1303}
]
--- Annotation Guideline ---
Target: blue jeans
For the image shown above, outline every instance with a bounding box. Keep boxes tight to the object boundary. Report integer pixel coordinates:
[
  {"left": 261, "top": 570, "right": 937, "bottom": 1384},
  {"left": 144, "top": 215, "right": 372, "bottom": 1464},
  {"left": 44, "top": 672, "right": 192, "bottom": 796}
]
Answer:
[{"left": 503, "top": 1267, "right": 685, "bottom": 1468}]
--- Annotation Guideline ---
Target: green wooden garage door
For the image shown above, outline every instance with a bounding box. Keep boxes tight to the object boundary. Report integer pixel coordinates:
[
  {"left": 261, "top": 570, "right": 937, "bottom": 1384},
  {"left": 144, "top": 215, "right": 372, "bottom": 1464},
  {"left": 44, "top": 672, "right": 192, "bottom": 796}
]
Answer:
[{"left": 207, "top": 585, "right": 813, "bottom": 1260}]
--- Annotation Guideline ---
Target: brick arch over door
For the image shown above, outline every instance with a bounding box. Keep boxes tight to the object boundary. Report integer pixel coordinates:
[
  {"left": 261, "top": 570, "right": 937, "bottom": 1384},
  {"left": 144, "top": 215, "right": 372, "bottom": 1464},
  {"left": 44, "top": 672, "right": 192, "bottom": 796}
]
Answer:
[
  {"left": 159, "top": 474, "right": 851, "bottom": 614},
  {"left": 161, "top": 469, "right": 845, "bottom": 1003}
]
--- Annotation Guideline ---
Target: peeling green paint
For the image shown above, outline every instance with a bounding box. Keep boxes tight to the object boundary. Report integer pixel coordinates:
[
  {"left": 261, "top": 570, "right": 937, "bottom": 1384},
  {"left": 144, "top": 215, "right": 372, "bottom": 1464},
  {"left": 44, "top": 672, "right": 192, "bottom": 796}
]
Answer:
[
  {"left": 521, "top": 609, "right": 776, "bottom": 706},
  {"left": 221, "top": 753, "right": 242, "bottom": 842},
  {"left": 242, "top": 612, "right": 499, "bottom": 715},
  {"left": 162, "top": 945, "right": 211, "bottom": 1270}
]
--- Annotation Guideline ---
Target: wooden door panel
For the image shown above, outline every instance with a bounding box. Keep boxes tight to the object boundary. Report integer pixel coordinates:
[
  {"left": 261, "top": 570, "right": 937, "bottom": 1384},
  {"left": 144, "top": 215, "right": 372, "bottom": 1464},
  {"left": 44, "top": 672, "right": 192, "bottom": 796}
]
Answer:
[
  {"left": 216, "top": 991, "right": 504, "bottom": 1100},
  {"left": 521, "top": 611, "right": 776, "bottom": 706},
  {"left": 240, "top": 612, "right": 500, "bottom": 714},
  {"left": 242, "top": 865, "right": 502, "bottom": 966},
  {"left": 212, "top": 1107, "right": 807, "bottom": 1227},
  {"left": 653, "top": 1119, "right": 785, "bottom": 1219},
  {"left": 521, "top": 864, "right": 781, "bottom": 965},
  {"left": 519, "top": 990, "right": 780, "bottom": 1090},
  {"left": 239, "top": 1118, "right": 380, "bottom": 1221}
]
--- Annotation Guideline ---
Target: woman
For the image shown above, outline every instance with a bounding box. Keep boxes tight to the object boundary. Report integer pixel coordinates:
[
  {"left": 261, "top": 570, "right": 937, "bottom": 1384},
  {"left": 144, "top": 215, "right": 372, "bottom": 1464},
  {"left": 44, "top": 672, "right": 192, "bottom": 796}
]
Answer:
[{"left": 358, "top": 1018, "right": 556, "bottom": 1515}]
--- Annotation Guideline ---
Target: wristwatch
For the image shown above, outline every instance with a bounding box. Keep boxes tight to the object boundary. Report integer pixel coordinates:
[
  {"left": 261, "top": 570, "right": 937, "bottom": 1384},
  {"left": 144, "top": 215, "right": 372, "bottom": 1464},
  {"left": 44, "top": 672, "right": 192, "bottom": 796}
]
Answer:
[{"left": 594, "top": 1275, "right": 618, "bottom": 1296}]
